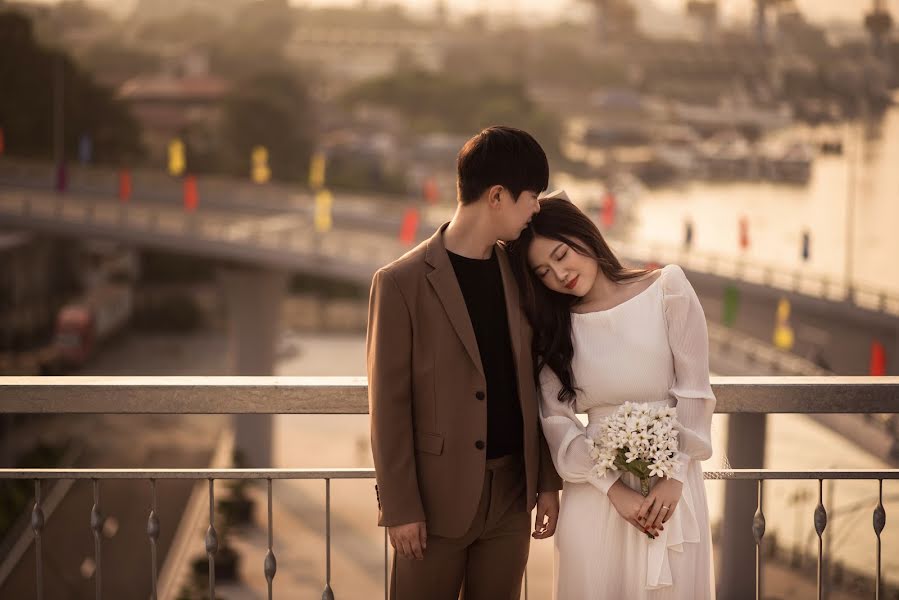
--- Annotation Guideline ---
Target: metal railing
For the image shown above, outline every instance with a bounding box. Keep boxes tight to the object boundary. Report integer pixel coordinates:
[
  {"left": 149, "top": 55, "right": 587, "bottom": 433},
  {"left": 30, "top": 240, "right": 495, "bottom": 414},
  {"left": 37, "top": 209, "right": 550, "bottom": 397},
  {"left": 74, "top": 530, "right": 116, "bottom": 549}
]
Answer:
[
  {"left": 617, "top": 240, "right": 899, "bottom": 317},
  {"left": 1, "top": 376, "right": 898, "bottom": 600}
]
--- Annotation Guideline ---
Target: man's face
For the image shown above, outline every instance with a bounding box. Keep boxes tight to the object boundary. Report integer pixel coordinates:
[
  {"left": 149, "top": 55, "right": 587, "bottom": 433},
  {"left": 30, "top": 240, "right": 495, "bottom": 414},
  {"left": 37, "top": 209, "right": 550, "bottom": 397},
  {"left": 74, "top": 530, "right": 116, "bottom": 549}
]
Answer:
[{"left": 497, "top": 189, "right": 541, "bottom": 242}]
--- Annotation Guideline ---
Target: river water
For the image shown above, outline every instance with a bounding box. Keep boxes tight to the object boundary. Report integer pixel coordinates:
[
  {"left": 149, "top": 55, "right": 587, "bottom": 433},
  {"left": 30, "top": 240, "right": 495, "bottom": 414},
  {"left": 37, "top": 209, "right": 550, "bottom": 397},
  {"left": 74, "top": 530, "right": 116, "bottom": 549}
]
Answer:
[{"left": 625, "top": 103, "right": 899, "bottom": 294}]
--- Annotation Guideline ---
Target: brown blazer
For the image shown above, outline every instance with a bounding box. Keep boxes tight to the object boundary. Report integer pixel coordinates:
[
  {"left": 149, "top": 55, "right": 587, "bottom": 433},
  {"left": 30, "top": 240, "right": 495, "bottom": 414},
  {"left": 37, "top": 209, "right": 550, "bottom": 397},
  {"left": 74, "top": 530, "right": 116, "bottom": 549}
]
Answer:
[{"left": 367, "top": 224, "right": 562, "bottom": 538}]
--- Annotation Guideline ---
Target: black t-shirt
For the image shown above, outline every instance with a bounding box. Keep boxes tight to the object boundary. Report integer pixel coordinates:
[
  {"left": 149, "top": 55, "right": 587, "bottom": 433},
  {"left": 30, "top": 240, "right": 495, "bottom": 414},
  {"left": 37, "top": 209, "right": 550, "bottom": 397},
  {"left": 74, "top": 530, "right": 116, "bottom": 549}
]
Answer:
[{"left": 447, "top": 248, "right": 524, "bottom": 459}]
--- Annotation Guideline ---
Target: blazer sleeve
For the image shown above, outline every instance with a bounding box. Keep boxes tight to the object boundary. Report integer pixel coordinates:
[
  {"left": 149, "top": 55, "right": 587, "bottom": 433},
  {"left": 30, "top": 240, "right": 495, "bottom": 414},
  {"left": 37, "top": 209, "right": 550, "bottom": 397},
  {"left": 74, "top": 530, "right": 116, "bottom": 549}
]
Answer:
[
  {"left": 537, "top": 418, "right": 563, "bottom": 493},
  {"left": 661, "top": 265, "right": 716, "bottom": 483},
  {"left": 538, "top": 366, "right": 622, "bottom": 494},
  {"left": 367, "top": 268, "right": 426, "bottom": 526}
]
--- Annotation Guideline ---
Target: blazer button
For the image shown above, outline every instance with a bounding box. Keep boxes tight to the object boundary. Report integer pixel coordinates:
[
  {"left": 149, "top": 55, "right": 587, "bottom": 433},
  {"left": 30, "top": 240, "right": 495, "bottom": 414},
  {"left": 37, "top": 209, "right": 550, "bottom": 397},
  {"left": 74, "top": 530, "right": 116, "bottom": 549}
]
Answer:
[
  {"left": 475, "top": 440, "right": 485, "bottom": 450},
  {"left": 475, "top": 391, "right": 485, "bottom": 401}
]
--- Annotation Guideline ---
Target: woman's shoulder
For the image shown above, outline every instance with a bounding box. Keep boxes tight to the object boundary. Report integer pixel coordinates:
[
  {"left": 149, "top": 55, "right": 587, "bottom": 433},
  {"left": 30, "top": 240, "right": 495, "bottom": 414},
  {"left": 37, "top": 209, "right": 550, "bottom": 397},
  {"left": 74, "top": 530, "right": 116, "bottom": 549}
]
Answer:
[
  {"left": 658, "top": 264, "right": 702, "bottom": 312},
  {"left": 658, "top": 263, "right": 689, "bottom": 290}
]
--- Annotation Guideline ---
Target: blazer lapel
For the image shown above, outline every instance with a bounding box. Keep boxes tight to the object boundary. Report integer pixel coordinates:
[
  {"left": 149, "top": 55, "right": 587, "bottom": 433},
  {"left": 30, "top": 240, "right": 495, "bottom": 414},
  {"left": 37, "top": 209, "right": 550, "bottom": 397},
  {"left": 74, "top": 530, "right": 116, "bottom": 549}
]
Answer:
[
  {"left": 496, "top": 245, "right": 536, "bottom": 424},
  {"left": 425, "top": 226, "right": 484, "bottom": 376},
  {"left": 496, "top": 245, "right": 523, "bottom": 369}
]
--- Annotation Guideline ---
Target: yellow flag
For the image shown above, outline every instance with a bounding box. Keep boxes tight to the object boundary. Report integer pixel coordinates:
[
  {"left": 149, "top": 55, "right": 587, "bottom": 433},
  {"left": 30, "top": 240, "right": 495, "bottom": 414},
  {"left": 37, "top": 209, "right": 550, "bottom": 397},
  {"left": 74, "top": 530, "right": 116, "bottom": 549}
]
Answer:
[
  {"left": 309, "top": 152, "right": 326, "bottom": 190},
  {"left": 775, "top": 298, "right": 791, "bottom": 322},
  {"left": 774, "top": 324, "right": 795, "bottom": 350},
  {"left": 251, "top": 146, "right": 271, "bottom": 184},
  {"left": 315, "top": 189, "right": 333, "bottom": 233},
  {"left": 773, "top": 298, "right": 794, "bottom": 350},
  {"left": 168, "top": 138, "right": 186, "bottom": 176}
]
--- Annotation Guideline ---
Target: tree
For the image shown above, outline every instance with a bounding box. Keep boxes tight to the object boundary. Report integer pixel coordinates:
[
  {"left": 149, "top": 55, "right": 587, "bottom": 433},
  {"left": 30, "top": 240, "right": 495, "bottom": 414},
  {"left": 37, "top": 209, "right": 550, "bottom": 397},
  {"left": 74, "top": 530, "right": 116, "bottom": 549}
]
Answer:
[
  {"left": 344, "top": 69, "right": 562, "bottom": 158},
  {"left": 217, "top": 70, "right": 316, "bottom": 182},
  {"left": 0, "top": 10, "right": 143, "bottom": 164}
]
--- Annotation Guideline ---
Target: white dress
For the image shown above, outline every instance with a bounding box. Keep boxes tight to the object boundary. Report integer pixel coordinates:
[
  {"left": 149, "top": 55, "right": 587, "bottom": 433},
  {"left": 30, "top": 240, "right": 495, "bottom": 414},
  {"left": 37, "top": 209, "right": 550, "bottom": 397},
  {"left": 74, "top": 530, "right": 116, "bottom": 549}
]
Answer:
[{"left": 540, "top": 265, "right": 716, "bottom": 600}]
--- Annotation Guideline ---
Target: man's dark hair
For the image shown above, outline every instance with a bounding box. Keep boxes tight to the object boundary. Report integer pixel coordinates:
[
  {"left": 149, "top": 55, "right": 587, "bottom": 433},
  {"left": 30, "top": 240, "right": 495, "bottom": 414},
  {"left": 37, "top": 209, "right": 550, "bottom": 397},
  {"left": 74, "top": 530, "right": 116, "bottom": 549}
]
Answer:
[{"left": 456, "top": 126, "right": 549, "bottom": 205}]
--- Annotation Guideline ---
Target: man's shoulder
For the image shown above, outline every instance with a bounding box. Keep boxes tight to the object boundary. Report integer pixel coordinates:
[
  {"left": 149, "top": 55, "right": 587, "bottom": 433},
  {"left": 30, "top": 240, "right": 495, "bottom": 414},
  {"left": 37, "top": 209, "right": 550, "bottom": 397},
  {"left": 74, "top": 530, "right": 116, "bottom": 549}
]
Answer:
[{"left": 376, "top": 239, "right": 430, "bottom": 282}]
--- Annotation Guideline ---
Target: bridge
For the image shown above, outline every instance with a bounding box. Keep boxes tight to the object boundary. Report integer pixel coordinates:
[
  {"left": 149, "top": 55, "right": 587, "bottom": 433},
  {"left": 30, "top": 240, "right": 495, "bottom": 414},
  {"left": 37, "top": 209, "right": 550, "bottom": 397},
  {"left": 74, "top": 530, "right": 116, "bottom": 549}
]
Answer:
[{"left": 3, "top": 157, "right": 897, "bottom": 377}]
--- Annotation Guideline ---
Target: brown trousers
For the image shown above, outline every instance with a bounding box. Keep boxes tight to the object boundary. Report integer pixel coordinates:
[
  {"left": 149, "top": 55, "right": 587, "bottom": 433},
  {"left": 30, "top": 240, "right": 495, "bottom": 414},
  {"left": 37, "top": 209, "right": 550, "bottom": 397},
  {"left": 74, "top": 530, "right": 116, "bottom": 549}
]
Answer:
[{"left": 390, "top": 454, "right": 531, "bottom": 600}]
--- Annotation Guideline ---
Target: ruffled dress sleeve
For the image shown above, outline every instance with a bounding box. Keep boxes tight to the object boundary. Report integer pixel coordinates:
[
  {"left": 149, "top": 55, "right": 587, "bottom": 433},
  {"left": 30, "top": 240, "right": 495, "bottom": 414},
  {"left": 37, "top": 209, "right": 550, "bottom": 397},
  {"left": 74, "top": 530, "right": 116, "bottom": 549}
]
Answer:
[
  {"left": 538, "top": 366, "right": 622, "bottom": 494},
  {"left": 661, "top": 265, "right": 716, "bottom": 483}
]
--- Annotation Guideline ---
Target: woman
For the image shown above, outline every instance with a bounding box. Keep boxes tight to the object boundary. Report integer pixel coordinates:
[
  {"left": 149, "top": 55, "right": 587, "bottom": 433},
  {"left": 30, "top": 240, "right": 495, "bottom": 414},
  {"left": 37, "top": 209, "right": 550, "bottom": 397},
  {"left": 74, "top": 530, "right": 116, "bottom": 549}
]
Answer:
[{"left": 507, "top": 193, "right": 715, "bottom": 599}]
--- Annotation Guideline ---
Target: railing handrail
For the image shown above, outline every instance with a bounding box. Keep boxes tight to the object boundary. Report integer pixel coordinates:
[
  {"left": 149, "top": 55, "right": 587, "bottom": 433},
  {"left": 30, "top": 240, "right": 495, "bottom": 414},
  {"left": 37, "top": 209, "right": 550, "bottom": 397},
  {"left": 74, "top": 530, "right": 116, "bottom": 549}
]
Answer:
[
  {"left": 618, "top": 239, "right": 899, "bottom": 308},
  {"left": 1, "top": 376, "right": 897, "bottom": 414},
  {"left": 2, "top": 467, "right": 899, "bottom": 480}
]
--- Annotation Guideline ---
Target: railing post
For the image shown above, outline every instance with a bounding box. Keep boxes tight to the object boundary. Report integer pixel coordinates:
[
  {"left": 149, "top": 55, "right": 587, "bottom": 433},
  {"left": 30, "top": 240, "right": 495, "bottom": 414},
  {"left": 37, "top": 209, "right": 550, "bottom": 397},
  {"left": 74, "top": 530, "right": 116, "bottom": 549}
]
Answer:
[
  {"left": 873, "top": 479, "right": 885, "bottom": 600},
  {"left": 815, "top": 479, "right": 828, "bottom": 600},
  {"left": 32, "top": 480, "right": 44, "bottom": 600},
  {"left": 91, "top": 479, "right": 103, "bottom": 600},
  {"left": 265, "top": 478, "right": 277, "bottom": 600},
  {"left": 753, "top": 479, "right": 765, "bottom": 600},
  {"left": 206, "top": 479, "right": 218, "bottom": 600},
  {"left": 322, "top": 478, "right": 334, "bottom": 600},
  {"left": 147, "top": 479, "right": 160, "bottom": 600}
]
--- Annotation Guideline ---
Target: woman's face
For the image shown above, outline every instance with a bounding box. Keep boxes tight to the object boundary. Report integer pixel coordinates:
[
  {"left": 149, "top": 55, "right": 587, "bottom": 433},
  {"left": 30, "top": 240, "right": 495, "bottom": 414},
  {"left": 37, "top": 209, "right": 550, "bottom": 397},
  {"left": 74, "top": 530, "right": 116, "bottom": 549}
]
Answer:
[{"left": 527, "top": 234, "right": 598, "bottom": 297}]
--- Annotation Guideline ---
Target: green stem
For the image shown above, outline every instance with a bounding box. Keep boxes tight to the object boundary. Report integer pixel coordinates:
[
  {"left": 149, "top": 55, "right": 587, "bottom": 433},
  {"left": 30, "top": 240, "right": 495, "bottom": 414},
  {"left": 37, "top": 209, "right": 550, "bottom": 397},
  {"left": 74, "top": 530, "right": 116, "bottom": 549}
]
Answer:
[{"left": 640, "top": 477, "right": 655, "bottom": 539}]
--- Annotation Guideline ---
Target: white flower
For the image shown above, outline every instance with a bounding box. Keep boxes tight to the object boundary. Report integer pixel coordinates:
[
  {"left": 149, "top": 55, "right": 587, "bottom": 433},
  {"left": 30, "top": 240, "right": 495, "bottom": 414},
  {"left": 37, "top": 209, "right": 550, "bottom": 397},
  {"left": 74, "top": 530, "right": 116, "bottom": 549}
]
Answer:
[{"left": 586, "top": 402, "right": 680, "bottom": 480}]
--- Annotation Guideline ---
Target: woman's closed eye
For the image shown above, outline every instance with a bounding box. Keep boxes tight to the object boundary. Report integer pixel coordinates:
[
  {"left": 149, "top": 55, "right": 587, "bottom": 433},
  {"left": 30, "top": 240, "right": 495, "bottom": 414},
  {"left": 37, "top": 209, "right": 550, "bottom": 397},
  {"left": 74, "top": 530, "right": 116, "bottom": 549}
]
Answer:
[{"left": 535, "top": 250, "right": 568, "bottom": 279}]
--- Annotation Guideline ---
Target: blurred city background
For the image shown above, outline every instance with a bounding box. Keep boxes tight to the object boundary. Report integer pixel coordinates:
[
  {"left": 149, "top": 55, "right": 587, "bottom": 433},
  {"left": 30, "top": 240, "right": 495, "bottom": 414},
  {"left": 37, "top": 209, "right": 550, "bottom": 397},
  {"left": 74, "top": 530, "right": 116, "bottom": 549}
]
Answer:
[{"left": 1, "top": 0, "right": 898, "bottom": 598}]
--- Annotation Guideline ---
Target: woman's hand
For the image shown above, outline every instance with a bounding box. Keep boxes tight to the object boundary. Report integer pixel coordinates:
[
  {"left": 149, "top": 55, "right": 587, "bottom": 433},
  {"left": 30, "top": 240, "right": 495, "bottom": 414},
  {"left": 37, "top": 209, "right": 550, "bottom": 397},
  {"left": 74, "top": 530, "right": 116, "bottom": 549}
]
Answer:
[
  {"left": 637, "top": 477, "right": 683, "bottom": 533},
  {"left": 607, "top": 480, "right": 661, "bottom": 536}
]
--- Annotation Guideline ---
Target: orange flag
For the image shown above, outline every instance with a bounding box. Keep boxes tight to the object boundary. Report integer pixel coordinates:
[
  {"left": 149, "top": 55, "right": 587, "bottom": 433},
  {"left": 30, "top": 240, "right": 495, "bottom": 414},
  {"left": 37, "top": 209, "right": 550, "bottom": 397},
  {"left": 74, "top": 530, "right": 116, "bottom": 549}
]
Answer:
[
  {"left": 399, "top": 207, "right": 420, "bottom": 246},
  {"left": 183, "top": 175, "right": 198, "bottom": 212}
]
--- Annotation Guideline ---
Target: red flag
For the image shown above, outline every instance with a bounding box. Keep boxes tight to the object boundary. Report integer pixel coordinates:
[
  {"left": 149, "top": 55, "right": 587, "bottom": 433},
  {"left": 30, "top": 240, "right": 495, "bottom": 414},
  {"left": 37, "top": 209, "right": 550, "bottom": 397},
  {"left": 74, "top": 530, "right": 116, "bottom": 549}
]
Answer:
[
  {"left": 739, "top": 217, "right": 750, "bottom": 250},
  {"left": 118, "top": 169, "right": 132, "bottom": 202},
  {"left": 55, "top": 163, "right": 67, "bottom": 193},
  {"left": 399, "top": 207, "right": 420, "bottom": 246},
  {"left": 600, "top": 193, "right": 616, "bottom": 228},
  {"left": 183, "top": 175, "right": 198, "bottom": 212},
  {"left": 0, "top": 128, "right": 5, "bottom": 155},
  {"left": 423, "top": 177, "right": 439, "bottom": 205},
  {"left": 870, "top": 341, "right": 886, "bottom": 376}
]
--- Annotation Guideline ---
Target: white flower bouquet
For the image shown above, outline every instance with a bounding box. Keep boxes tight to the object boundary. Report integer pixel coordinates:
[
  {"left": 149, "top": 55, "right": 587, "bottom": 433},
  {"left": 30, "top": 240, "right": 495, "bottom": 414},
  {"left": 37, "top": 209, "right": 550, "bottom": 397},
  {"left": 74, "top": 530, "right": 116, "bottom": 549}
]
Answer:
[{"left": 585, "top": 401, "right": 681, "bottom": 507}]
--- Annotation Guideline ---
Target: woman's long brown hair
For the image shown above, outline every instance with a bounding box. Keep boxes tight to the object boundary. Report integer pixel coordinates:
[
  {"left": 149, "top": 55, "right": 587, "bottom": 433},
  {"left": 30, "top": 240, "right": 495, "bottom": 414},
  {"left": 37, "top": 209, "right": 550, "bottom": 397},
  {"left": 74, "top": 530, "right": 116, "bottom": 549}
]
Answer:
[{"left": 507, "top": 197, "right": 649, "bottom": 403}]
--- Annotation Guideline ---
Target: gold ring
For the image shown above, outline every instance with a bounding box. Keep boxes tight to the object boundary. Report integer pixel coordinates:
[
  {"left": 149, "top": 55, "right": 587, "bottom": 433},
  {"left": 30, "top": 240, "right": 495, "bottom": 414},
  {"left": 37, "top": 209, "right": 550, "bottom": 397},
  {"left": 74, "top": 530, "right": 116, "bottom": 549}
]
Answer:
[{"left": 661, "top": 505, "right": 670, "bottom": 511}]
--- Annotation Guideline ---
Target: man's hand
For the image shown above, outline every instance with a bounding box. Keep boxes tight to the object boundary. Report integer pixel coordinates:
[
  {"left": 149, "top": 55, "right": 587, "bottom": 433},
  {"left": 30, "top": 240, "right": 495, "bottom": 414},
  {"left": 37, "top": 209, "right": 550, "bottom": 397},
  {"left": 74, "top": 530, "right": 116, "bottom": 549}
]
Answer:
[
  {"left": 532, "top": 491, "right": 559, "bottom": 539},
  {"left": 388, "top": 521, "right": 427, "bottom": 560}
]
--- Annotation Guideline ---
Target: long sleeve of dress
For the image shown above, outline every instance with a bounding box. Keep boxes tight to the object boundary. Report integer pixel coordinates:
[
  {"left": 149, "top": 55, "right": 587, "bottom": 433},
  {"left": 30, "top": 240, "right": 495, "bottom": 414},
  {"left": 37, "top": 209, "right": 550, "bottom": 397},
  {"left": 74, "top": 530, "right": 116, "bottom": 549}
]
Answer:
[
  {"left": 661, "top": 265, "right": 716, "bottom": 483},
  {"left": 539, "top": 366, "right": 622, "bottom": 494}
]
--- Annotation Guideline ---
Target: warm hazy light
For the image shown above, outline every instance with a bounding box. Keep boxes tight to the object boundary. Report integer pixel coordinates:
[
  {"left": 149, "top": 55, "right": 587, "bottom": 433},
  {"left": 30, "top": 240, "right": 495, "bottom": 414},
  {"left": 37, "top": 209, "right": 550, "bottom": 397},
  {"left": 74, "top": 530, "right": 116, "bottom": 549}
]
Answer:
[{"left": 20, "top": 0, "right": 899, "bottom": 26}]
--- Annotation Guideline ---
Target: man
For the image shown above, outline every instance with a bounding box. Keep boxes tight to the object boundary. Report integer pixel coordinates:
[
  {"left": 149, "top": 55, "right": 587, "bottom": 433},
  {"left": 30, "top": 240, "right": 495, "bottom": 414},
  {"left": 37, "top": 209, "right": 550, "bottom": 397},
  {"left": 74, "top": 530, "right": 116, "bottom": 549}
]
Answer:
[{"left": 367, "top": 126, "right": 562, "bottom": 600}]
